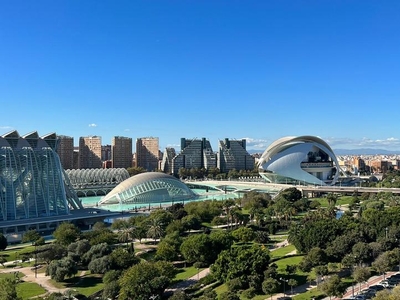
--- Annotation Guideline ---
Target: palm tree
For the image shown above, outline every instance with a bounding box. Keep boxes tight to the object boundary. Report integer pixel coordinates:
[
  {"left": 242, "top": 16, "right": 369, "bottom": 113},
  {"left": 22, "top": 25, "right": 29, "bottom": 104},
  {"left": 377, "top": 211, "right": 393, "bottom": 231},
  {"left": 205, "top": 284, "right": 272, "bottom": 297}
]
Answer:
[
  {"left": 326, "top": 193, "right": 338, "bottom": 207},
  {"left": 118, "top": 227, "right": 135, "bottom": 252},
  {"left": 147, "top": 218, "right": 165, "bottom": 244}
]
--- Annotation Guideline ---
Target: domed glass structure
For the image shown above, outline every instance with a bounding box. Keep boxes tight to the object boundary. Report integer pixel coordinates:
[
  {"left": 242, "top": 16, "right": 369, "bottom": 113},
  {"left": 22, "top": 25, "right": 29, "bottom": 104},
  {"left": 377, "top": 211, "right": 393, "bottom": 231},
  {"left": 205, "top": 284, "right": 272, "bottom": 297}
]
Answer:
[
  {"left": 258, "top": 136, "right": 340, "bottom": 186},
  {"left": 99, "top": 172, "right": 196, "bottom": 205}
]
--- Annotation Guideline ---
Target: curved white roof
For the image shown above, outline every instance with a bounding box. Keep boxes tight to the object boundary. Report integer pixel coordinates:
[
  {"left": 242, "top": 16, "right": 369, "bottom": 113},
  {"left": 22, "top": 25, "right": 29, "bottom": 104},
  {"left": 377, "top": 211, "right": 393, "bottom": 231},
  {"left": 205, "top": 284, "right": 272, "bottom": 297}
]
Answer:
[
  {"left": 258, "top": 135, "right": 340, "bottom": 186},
  {"left": 100, "top": 172, "right": 196, "bottom": 204}
]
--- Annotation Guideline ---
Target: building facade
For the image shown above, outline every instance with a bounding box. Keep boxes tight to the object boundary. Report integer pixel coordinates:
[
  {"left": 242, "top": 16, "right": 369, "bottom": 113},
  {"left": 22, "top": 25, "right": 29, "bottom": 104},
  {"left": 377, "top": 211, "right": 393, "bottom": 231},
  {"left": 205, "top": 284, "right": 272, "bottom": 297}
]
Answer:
[
  {"left": 160, "top": 147, "right": 176, "bottom": 175},
  {"left": 78, "top": 136, "right": 102, "bottom": 169},
  {"left": 0, "top": 131, "right": 84, "bottom": 233},
  {"left": 57, "top": 135, "right": 74, "bottom": 170},
  {"left": 112, "top": 136, "right": 132, "bottom": 169},
  {"left": 217, "top": 138, "right": 255, "bottom": 173},
  {"left": 136, "top": 137, "right": 159, "bottom": 171},
  {"left": 172, "top": 138, "right": 216, "bottom": 175},
  {"left": 258, "top": 136, "right": 341, "bottom": 186}
]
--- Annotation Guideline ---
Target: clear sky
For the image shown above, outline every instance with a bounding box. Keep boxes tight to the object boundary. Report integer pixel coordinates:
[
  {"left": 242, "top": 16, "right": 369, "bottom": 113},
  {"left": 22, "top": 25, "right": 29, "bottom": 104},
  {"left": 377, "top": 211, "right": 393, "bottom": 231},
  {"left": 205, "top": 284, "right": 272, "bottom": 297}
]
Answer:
[{"left": 1, "top": 1, "right": 400, "bottom": 152}]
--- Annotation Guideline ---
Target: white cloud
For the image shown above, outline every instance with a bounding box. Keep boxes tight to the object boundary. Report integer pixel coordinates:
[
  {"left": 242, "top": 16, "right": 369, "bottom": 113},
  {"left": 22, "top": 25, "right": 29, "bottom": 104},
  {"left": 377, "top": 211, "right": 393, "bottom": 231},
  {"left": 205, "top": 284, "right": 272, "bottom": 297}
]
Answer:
[
  {"left": 88, "top": 123, "right": 97, "bottom": 127},
  {"left": 240, "top": 137, "right": 270, "bottom": 150},
  {"left": 325, "top": 136, "right": 400, "bottom": 149}
]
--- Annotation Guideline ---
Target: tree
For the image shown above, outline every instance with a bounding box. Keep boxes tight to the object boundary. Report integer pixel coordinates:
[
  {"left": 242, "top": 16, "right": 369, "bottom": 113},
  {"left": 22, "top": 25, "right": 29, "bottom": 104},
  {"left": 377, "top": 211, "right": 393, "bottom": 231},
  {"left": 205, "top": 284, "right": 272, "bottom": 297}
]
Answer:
[
  {"left": 22, "top": 229, "right": 41, "bottom": 245},
  {"left": 318, "top": 274, "right": 346, "bottom": 299},
  {"left": 147, "top": 217, "right": 165, "bottom": 243},
  {"left": 0, "top": 277, "right": 21, "bottom": 300},
  {"left": 52, "top": 223, "right": 80, "bottom": 246},
  {"left": 156, "top": 241, "right": 179, "bottom": 261},
  {"left": 326, "top": 193, "right": 338, "bottom": 207},
  {"left": 169, "top": 290, "right": 190, "bottom": 300},
  {"left": 0, "top": 233, "right": 8, "bottom": 251},
  {"left": 373, "top": 285, "right": 400, "bottom": 300},
  {"left": 180, "top": 233, "right": 214, "bottom": 266},
  {"left": 37, "top": 243, "right": 67, "bottom": 265},
  {"left": 46, "top": 257, "right": 77, "bottom": 282},
  {"left": 262, "top": 277, "right": 280, "bottom": 300},
  {"left": 288, "top": 278, "right": 298, "bottom": 295},
  {"left": 353, "top": 266, "right": 370, "bottom": 294},
  {"left": 231, "top": 227, "right": 255, "bottom": 243},
  {"left": 82, "top": 243, "right": 112, "bottom": 265},
  {"left": 118, "top": 261, "right": 175, "bottom": 300},
  {"left": 211, "top": 244, "right": 270, "bottom": 288},
  {"left": 219, "top": 291, "right": 240, "bottom": 300},
  {"left": 110, "top": 247, "right": 139, "bottom": 269},
  {"left": 372, "top": 251, "right": 392, "bottom": 279},
  {"left": 102, "top": 270, "right": 121, "bottom": 300},
  {"left": 88, "top": 256, "right": 112, "bottom": 274}
]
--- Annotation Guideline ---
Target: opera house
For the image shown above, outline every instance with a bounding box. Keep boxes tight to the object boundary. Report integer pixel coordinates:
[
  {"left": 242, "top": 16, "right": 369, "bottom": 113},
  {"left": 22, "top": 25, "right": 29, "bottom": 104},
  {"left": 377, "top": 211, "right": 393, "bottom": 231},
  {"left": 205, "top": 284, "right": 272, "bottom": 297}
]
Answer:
[
  {"left": 258, "top": 136, "right": 340, "bottom": 186},
  {"left": 99, "top": 172, "right": 197, "bottom": 205}
]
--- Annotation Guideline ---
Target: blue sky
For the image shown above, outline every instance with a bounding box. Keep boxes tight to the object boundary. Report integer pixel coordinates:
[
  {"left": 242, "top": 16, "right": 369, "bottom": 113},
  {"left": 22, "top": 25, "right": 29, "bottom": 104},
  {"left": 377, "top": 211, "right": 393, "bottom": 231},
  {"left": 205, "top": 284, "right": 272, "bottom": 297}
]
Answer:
[{"left": 1, "top": 1, "right": 400, "bottom": 152}]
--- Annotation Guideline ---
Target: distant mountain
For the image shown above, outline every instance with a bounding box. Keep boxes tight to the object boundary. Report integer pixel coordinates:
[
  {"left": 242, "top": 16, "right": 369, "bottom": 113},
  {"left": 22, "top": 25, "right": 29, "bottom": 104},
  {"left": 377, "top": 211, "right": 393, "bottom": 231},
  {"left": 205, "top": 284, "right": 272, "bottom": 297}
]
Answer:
[{"left": 333, "top": 148, "right": 400, "bottom": 155}]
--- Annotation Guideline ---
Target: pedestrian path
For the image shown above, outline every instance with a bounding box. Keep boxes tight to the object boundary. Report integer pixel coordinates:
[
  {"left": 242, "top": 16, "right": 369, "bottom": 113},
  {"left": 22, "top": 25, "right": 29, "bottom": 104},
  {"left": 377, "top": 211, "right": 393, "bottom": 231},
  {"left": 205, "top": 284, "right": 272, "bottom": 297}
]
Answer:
[{"left": 325, "top": 271, "right": 398, "bottom": 300}]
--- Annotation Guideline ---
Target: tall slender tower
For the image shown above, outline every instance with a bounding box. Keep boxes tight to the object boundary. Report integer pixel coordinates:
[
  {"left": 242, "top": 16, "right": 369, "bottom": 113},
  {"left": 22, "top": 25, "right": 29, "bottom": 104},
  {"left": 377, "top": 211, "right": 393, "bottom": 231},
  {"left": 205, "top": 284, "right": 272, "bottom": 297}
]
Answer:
[
  {"left": 136, "top": 137, "right": 159, "bottom": 171},
  {"left": 57, "top": 135, "right": 74, "bottom": 170},
  {"left": 78, "top": 136, "right": 102, "bottom": 169},
  {"left": 112, "top": 136, "right": 133, "bottom": 168}
]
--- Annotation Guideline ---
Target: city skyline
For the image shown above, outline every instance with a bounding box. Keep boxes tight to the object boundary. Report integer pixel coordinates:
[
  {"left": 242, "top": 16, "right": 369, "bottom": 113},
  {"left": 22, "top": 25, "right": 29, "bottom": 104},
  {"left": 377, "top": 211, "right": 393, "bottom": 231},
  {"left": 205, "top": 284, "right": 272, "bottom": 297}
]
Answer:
[{"left": 1, "top": 1, "right": 400, "bottom": 151}]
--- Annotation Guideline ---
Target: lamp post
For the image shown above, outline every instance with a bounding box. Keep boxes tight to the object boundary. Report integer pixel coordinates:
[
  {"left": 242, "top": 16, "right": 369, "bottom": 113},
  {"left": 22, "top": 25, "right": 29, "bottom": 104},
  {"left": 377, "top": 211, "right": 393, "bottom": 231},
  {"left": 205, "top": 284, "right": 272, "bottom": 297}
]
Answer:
[
  {"left": 280, "top": 277, "right": 288, "bottom": 296},
  {"left": 34, "top": 242, "right": 37, "bottom": 278},
  {"left": 385, "top": 227, "right": 388, "bottom": 239}
]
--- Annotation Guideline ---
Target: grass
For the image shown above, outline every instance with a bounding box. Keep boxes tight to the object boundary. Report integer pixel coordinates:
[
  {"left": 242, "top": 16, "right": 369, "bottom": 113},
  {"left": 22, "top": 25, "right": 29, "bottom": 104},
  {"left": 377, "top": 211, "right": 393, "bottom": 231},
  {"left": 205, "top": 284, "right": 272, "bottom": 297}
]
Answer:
[
  {"left": 313, "top": 195, "right": 354, "bottom": 208},
  {"left": 1, "top": 245, "right": 36, "bottom": 262},
  {"left": 17, "top": 282, "right": 47, "bottom": 299},
  {"left": 50, "top": 274, "right": 104, "bottom": 296},
  {"left": 0, "top": 272, "right": 47, "bottom": 299},
  {"left": 292, "top": 287, "right": 325, "bottom": 300},
  {"left": 270, "top": 244, "right": 296, "bottom": 259},
  {"left": 174, "top": 266, "right": 203, "bottom": 281}
]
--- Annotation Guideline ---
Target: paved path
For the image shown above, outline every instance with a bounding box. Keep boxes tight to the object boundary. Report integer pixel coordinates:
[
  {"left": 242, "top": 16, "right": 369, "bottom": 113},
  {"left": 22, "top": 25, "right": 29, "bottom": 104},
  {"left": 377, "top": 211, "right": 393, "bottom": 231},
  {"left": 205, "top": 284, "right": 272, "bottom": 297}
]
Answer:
[
  {"left": 1, "top": 264, "right": 69, "bottom": 295},
  {"left": 324, "top": 271, "right": 398, "bottom": 300}
]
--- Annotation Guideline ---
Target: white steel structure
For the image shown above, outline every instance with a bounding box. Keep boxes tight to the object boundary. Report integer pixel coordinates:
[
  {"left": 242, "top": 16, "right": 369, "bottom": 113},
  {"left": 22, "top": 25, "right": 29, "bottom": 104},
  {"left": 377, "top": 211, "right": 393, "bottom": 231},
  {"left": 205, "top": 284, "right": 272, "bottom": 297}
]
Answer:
[{"left": 258, "top": 136, "right": 340, "bottom": 186}]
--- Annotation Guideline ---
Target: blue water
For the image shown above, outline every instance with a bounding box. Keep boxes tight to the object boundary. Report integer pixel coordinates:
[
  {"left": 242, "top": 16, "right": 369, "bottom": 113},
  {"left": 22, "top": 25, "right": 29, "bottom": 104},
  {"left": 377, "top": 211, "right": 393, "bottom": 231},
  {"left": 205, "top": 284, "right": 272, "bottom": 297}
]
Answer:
[{"left": 80, "top": 189, "right": 243, "bottom": 212}]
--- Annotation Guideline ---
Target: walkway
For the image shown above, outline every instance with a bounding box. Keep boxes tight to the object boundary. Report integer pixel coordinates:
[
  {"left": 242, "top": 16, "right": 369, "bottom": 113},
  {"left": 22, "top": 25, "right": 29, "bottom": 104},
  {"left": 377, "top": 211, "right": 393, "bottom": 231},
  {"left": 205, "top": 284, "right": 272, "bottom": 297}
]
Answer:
[
  {"left": 325, "top": 271, "right": 398, "bottom": 300},
  {"left": 0, "top": 263, "right": 69, "bottom": 295}
]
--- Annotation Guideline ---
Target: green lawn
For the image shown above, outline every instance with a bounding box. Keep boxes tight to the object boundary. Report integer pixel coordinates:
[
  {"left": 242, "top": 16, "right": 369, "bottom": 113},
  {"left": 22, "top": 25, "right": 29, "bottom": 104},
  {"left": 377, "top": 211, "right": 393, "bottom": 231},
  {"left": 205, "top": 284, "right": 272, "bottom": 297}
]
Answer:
[
  {"left": 51, "top": 274, "right": 104, "bottom": 297},
  {"left": 1, "top": 245, "right": 36, "bottom": 262},
  {"left": 313, "top": 195, "right": 354, "bottom": 208},
  {"left": 174, "top": 266, "right": 203, "bottom": 281},
  {"left": 292, "top": 287, "right": 324, "bottom": 300},
  {"left": 270, "top": 244, "right": 296, "bottom": 259},
  {"left": 0, "top": 272, "right": 47, "bottom": 299},
  {"left": 17, "top": 282, "right": 46, "bottom": 299}
]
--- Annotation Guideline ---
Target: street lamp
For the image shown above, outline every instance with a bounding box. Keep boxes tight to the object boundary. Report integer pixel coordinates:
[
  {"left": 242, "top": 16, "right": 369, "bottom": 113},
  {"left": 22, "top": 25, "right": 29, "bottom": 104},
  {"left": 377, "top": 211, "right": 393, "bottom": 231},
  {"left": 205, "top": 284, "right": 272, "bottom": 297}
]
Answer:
[{"left": 280, "top": 277, "right": 288, "bottom": 296}]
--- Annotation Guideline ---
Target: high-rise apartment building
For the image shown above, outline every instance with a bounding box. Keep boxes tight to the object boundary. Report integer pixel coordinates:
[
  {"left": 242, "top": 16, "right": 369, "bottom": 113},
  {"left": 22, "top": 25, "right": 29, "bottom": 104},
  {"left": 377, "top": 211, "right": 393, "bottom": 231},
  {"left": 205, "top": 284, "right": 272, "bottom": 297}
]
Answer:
[
  {"left": 136, "top": 137, "right": 159, "bottom": 171},
  {"left": 172, "top": 138, "right": 216, "bottom": 175},
  {"left": 217, "top": 138, "right": 255, "bottom": 173},
  {"left": 79, "top": 136, "right": 102, "bottom": 169},
  {"left": 102, "top": 145, "right": 112, "bottom": 162},
  {"left": 161, "top": 147, "right": 176, "bottom": 174},
  {"left": 57, "top": 135, "right": 74, "bottom": 170},
  {"left": 112, "top": 136, "right": 133, "bottom": 168}
]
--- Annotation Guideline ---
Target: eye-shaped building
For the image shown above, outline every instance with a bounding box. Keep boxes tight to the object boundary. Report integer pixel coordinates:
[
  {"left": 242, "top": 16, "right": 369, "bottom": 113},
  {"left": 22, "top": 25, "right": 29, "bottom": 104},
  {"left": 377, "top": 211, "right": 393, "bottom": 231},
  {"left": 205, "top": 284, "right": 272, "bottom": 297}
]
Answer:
[
  {"left": 258, "top": 136, "right": 340, "bottom": 186},
  {"left": 99, "top": 172, "right": 196, "bottom": 205}
]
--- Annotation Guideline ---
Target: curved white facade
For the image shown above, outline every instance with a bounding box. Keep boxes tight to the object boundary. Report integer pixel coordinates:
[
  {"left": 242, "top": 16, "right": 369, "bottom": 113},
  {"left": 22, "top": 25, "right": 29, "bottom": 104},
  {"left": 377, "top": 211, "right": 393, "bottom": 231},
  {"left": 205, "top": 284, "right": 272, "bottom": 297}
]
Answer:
[{"left": 258, "top": 136, "right": 340, "bottom": 186}]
